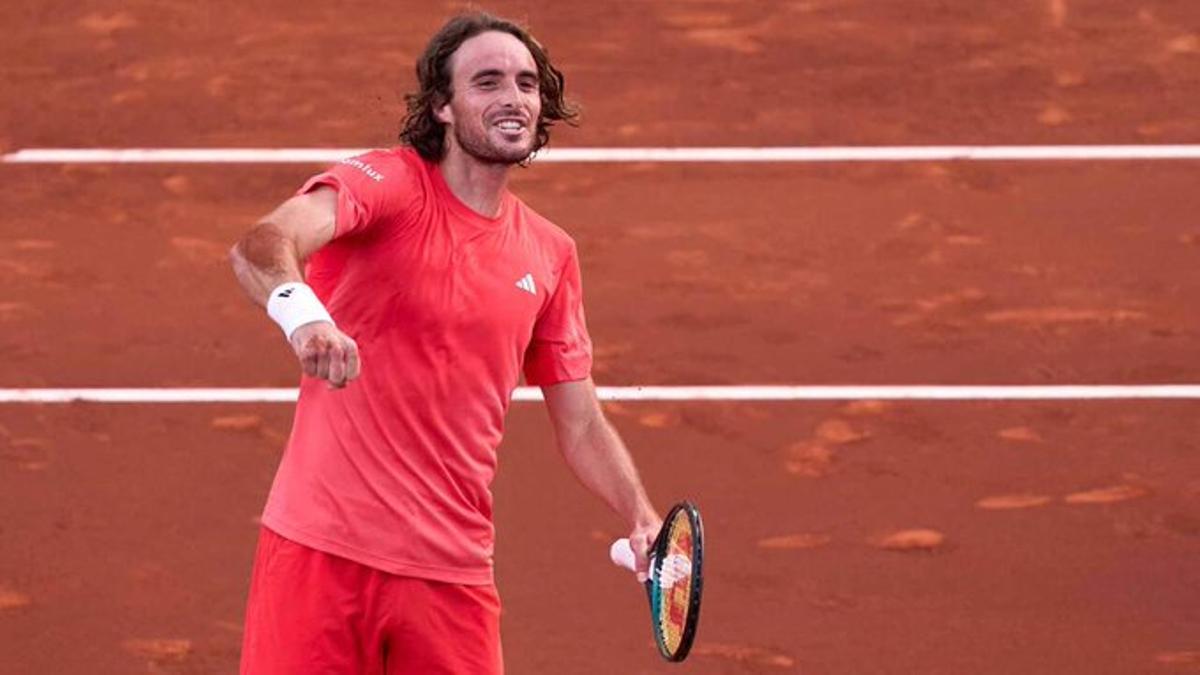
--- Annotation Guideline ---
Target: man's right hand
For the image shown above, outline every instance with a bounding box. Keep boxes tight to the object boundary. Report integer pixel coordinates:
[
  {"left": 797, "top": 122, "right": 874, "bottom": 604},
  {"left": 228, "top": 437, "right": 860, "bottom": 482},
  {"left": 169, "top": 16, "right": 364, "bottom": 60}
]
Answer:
[{"left": 289, "top": 321, "right": 361, "bottom": 388}]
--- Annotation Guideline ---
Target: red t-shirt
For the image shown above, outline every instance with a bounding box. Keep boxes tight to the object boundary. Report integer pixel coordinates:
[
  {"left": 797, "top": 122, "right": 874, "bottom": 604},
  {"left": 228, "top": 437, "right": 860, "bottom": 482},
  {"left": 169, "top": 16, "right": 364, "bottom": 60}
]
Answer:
[{"left": 261, "top": 147, "right": 592, "bottom": 585}]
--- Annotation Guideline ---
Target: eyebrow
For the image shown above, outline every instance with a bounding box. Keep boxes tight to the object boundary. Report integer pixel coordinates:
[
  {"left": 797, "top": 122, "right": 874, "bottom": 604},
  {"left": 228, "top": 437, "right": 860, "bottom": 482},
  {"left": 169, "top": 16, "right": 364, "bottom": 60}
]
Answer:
[{"left": 470, "top": 68, "right": 539, "bottom": 82}]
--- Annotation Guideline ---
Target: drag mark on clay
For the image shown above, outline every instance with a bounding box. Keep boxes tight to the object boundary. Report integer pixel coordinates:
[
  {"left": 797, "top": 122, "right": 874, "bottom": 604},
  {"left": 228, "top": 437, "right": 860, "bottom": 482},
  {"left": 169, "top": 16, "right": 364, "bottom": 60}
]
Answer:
[
  {"left": 0, "top": 302, "right": 34, "bottom": 322},
  {"left": 11, "top": 239, "right": 57, "bottom": 251},
  {"left": 210, "top": 415, "right": 263, "bottom": 432},
  {"left": 945, "top": 234, "right": 986, "bottom": 246},
  {"left": 1048, "top": 0, "right": 1068, "bottom": 28},
  {"left": 689, "top": 642, "right": 795, "bottom": 668},
  {"left": 1063, "top": 484, "right": 1148, "bottom": 505},
  {"left": 0, "top": 587, "right": 32, "bottom": 610},
  {"left": 121, "top": 638, "right": 192, "bottom": 662},
  {"left": 891, "top": 288, "right": 989, "bottom": 327},
  {"left": 914, "top": 288, "right": 989, "bottom": 313},
  {"left": 0, "top": 258, "right": 52, "bottom": 282},
  {"left": 975, "top": 494, "right": 1054, "bottom": 510},
  {"left": 757, "top": 533, "right": 832, "bottom": 550},
  {"left": 77, "top": 11, "right": 137, "bottom": 35},
  {"left": 212, "top": 414, "right": 288, "bottom": 445},
  {"left": 1154, "top": 651, "right": 1200, "bottom": 665},
  {"left": 984, "top": 308, "right": 1147, "bottom": 325},
  {"left": 1165, "top": 35, "right": 1199, "bottom": 55},
  {"left": 658, "top": 9, "right": 767, "bottom": 54},
  {"left": 874, "top": 529, "right": 947, "bottom": 552},
  {"left": 212, "top": 619, "right": 243, "bottom": 633},
  {"left": 997, "top": 426, "right": 1044, "bottom": 443},
  {"left": 993, "top": 425, "right": 1041, "bottom": 441},
  {"left": 637, "top": 411, "right": 680, "bottom": 428}
]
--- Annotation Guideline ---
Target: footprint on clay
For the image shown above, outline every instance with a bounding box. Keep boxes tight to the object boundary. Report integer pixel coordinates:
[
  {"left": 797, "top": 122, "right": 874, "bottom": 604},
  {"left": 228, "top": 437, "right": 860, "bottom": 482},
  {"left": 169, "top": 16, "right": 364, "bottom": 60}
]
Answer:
[
  {"left": 1, "top": 437, "right": 51, "bottom": 471},
  {"left": 1038, "top": 104, "right": 1071, "bottom": 126},
  {"left": 814, "top": 419, "right": 870, "bottom": 445},
  {"left": 162, "top": 175, "right": 191, "bottom": 196},
  {"left": 783, "top": 443, "right": 834, "bottom": 478},
  {"left": 169, "top": 237, "right": 228, "bottom": 265}
]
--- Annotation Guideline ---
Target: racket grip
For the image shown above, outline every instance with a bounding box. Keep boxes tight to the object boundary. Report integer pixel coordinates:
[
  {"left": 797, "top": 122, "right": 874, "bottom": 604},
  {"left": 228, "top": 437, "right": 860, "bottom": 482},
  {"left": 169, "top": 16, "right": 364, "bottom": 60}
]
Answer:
[{"left": 610, "top": 538, "right": 637, "bottom": 571}]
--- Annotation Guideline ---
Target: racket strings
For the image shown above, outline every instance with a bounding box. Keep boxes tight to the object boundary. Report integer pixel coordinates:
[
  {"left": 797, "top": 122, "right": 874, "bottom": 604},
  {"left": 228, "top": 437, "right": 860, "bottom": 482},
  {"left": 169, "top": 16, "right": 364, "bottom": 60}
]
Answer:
[{"left": 653, "top": 513, "right": 697, "bottom": 655}]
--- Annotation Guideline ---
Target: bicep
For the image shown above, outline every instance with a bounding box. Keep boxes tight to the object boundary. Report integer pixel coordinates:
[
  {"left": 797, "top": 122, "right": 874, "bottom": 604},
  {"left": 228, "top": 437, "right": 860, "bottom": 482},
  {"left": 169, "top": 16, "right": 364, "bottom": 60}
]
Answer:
[{"left": 258, "top": 186, "right": 338, "bottom": 261}]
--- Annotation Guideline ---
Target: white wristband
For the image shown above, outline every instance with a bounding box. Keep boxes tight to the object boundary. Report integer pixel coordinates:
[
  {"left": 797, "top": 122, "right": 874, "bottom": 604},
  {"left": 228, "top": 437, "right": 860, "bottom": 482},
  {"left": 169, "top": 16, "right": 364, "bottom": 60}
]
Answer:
[{"left": 266, "top": 282, "right": 335, "bottom": 341}]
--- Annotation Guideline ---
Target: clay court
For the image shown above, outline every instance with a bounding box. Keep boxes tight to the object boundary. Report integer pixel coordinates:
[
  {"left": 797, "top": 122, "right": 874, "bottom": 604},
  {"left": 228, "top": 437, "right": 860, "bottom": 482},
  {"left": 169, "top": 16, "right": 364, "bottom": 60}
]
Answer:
[{"left": 2, "top": 1, "right": 1200, "bottom": 673}]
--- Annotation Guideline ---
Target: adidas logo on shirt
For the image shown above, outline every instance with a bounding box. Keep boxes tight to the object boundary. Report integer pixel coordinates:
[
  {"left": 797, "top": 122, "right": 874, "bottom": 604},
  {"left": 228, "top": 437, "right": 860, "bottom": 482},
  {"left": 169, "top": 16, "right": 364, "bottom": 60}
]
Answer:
[{"left": 515, "top": 273, "right": 536, "bottom": 295}]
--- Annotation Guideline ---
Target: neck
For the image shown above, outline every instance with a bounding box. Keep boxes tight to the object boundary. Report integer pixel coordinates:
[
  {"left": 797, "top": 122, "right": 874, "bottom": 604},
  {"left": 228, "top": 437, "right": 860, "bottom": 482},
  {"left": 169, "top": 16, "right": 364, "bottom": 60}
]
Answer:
[{"left": 438, "top": 145, "right": 512, "bottom": 218}]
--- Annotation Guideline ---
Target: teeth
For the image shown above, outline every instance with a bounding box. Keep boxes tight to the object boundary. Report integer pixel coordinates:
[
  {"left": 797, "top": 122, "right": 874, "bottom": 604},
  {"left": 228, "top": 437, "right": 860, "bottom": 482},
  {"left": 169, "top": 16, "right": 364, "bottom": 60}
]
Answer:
[{"left": 497, "top": 121, "right": 523, "bottom": 131}]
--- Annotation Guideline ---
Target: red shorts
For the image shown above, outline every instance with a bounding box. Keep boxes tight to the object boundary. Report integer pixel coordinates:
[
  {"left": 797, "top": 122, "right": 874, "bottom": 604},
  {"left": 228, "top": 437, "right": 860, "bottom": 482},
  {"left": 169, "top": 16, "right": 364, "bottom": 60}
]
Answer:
[{"left": 240, "top": 527, "right": 503, "bottom": 675}]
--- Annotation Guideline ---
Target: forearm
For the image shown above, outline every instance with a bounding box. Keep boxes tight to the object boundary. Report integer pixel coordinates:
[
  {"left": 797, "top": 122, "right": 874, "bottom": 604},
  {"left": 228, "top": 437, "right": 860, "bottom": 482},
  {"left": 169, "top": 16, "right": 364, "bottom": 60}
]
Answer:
[
  {"left": 560, "top": 414, "right": 659, "bottom": 528},
  {"left": 229, "top": 222, "right": 304, "bottom": 307}
]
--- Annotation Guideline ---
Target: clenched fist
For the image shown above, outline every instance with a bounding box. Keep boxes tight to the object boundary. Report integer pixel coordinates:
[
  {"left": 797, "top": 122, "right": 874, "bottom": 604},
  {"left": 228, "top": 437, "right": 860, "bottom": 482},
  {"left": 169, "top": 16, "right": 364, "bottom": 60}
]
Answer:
[
  {"left": 289, "top": 322, "right": 361, "bottom": 388},
  {"left": 628, "top": 518, "right": 663, "bottom": 582}
]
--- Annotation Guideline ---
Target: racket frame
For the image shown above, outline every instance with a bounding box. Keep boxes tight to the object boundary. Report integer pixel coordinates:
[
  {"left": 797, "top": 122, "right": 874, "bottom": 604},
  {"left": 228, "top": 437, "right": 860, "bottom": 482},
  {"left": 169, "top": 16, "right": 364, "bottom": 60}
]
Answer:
[{"left": 645, "top": 500, "right": 704, "bottom": 662}]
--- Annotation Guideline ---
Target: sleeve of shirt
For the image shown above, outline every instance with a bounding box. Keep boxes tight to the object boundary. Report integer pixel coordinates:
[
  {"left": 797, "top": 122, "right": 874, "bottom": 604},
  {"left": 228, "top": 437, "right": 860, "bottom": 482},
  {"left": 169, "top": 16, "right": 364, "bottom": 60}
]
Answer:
[
  {"left": 296, "top": 150, "right": 416, "bottom": 238},
  {"left": 523, "top": 242, "right": 594, "bottom": 386}
]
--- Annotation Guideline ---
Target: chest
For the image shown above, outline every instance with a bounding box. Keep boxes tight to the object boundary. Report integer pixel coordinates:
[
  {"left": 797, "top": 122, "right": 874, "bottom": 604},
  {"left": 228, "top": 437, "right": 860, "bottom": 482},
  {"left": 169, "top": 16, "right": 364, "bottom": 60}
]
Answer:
[{"left": 360, "top": 223, "right": 552, "bottom": 343}]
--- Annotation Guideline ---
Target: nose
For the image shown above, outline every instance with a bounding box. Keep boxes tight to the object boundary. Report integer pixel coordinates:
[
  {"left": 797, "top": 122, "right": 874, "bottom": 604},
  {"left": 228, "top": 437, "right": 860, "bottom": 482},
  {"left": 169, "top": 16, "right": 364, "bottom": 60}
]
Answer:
[{"left": 497, "top": 79, "right": 521, "bottom": 107}]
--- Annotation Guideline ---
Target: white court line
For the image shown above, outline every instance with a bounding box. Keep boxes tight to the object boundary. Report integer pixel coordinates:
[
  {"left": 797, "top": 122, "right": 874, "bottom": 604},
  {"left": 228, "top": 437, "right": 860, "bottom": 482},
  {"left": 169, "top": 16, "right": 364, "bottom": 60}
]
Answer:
[
  {"left": 2, "top": 386, "right": 1200, "bottom": 403},
  {"left": 5, "top": 146, "right": 1200, "bottom": 164}
]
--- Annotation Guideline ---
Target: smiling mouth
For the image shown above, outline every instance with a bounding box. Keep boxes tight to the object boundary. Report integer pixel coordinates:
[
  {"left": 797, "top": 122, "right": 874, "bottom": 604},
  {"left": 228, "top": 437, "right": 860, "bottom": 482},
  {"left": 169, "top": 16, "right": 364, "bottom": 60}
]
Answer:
[{"left": 493, "top": 119, "right": 528, "bottom": 134}]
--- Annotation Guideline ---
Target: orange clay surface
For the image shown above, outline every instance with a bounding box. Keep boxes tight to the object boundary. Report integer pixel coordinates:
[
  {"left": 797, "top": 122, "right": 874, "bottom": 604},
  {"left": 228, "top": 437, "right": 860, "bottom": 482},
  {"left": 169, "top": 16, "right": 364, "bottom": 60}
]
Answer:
[{"left": 2, "top": 1, "right": 1199, "bottom": 673}]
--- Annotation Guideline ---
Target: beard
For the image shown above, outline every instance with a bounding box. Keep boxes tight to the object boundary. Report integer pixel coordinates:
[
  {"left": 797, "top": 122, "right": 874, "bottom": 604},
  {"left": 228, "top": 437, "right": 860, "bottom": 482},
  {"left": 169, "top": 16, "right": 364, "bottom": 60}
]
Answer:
[{"left": 452, "top": 121, "right": 537, "bottom": 166}]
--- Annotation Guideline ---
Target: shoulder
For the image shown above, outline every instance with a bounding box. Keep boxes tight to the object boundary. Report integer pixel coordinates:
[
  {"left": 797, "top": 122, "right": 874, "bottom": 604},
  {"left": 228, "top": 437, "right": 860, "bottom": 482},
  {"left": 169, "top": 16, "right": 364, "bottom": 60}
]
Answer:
[
  {"left": 514, "top": 199, "right": 577, "bottom": 256},
  {"left": 337, "top": 146, "right": 429, "bottom": 189}
]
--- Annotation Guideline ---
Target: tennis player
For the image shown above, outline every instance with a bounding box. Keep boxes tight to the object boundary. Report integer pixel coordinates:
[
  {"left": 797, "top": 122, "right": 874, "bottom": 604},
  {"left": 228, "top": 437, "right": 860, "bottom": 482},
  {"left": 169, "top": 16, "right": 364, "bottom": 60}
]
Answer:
[{"left": 228, "top": 12, "right": 661, "bottom": 674}]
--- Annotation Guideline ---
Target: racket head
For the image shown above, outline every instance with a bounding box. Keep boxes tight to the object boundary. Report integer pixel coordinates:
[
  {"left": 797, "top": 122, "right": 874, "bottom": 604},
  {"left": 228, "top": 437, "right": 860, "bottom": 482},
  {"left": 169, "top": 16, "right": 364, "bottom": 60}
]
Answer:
[{"left": 646, "top": 501, "right": 704, "bottom": 662}]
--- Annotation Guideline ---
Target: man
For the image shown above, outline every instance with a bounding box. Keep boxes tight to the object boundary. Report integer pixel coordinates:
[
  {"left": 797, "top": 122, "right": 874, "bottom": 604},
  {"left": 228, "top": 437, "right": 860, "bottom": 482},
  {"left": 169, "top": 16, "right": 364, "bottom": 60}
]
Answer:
[{"left": 228, "top": 12, "right": 661, "bottom": 675}]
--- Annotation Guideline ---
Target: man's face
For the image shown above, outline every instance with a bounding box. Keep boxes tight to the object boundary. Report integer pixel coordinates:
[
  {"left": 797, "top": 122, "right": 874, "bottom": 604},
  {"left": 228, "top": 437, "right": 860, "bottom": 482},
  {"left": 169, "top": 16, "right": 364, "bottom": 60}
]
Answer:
[{"left": 437, "top": 31, "right": 542, "bottom": 165}]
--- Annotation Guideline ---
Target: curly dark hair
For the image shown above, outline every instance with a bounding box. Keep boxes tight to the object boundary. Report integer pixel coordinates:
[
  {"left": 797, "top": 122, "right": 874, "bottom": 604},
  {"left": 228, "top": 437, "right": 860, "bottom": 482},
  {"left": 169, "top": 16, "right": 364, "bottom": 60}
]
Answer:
[{"left": 399, "top": 13, "right": 580, "bottom": 162}]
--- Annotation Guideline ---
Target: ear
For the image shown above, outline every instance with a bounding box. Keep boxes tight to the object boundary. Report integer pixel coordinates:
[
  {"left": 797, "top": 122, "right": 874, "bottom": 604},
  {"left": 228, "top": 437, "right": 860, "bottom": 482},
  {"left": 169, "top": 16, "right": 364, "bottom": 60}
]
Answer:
[{"left": 434, "top": 95, "right": 453, "bottom": 125}]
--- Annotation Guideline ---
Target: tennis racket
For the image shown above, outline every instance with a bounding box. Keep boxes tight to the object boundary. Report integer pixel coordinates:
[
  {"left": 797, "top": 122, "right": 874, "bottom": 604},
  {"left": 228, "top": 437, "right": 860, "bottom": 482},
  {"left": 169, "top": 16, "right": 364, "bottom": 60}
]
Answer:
[{"left": 610, "top": 501, "right": 704, "bottom": 662}]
